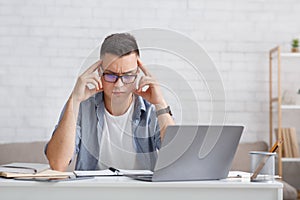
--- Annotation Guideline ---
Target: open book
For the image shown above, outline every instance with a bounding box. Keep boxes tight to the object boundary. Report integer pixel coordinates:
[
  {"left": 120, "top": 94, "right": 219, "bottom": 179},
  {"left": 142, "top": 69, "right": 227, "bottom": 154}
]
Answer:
[
  {"left": 1, "top": 169, "right": 74, "bottom": 179},
  {"left": 74, "top": 167, "right": 153, "bottom": 177}
]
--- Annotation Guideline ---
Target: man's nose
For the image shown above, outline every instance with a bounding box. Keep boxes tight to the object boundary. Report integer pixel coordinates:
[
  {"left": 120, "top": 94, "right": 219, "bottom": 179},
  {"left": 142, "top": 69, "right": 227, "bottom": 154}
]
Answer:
[{"left": 114, "top": 77, "right": 124, "bottom": 87}]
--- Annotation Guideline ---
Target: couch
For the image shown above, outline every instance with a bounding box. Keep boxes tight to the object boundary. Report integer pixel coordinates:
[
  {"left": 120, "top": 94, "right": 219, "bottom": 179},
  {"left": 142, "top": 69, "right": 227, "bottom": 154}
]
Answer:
[{"left": 0, "top": 141, "right": 298, "bottom": 199}]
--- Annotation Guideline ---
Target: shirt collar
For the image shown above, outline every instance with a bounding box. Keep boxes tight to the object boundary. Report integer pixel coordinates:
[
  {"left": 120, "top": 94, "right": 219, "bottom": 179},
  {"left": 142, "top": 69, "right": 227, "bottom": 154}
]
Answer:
[
  {"left": 133, "top": 94, "right": 146, "bottom": 120},
  {"left": 94, "top": 92, "right": 146, "bottom": 120}
]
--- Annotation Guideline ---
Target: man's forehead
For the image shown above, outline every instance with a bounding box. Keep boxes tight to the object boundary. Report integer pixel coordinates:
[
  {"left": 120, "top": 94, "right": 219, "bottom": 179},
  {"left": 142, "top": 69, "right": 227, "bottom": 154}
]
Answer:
[
  {"left": 101, "top": 63, "right": 137, "bottom": 72},
  {"left": 101, "top": 53, "right": 138, "bottom": 73},
  {"left": 102, "top": 53, "right": 137, "bottom": 64}
]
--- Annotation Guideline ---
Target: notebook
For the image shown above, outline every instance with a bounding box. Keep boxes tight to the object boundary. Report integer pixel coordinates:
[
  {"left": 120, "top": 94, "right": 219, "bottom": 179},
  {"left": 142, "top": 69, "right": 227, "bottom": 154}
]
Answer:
[
  {"left": 0, "top": 162, "right": 50, "bottom": 174},
  {"left": 126, "top": 125, "right": 244, "bottom": 182}
]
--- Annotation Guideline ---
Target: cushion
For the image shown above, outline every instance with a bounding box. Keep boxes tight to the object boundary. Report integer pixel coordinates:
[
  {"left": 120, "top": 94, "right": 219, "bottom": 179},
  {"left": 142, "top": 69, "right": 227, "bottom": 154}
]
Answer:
[
  {"left": 282, "top": 159, "right": 300, "bottom": 190},
  {"left": 0, "top": 141, "right": 75, "bottom": 171},
  {"left": 0, "top": 141, "right": 48, "bottom": 165},
  {"left": 231, "top": 141, "right": 268, "bottom": 172},
  {"left": 279, "top": 180, "right": 298, "bottom": 200}
]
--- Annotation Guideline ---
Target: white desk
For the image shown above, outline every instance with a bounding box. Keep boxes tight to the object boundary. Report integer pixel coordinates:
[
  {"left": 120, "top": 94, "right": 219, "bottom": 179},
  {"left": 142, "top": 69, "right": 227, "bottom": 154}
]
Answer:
[{"left": 0, "top": 176, "right": 283, "bottom": 200}]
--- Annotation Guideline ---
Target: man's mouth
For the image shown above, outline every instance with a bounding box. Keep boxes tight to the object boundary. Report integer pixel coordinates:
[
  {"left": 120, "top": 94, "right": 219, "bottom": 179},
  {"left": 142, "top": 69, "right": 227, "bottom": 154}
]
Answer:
[{"left": 112, "top": 91, "right": 125, "bottom": 95}]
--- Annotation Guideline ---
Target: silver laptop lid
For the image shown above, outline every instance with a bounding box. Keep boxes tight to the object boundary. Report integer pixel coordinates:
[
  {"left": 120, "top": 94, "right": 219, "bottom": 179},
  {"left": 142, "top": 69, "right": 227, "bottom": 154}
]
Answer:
[{"left": 152, "top": 125, "right": 244, "bottom": 182}]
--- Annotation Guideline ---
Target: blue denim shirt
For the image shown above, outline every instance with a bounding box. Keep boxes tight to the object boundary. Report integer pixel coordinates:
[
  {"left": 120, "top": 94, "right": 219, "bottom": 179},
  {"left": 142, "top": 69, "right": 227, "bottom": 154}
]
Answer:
[{"left": 46, "top": 92, "right": 161, "bottom": 171}]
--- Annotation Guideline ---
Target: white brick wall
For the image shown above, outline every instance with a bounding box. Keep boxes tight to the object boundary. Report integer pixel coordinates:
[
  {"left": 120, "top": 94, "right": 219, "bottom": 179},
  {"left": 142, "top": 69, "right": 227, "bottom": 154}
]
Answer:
[{"left": 1, "top": 0, "right": 300, "bottom": 144}]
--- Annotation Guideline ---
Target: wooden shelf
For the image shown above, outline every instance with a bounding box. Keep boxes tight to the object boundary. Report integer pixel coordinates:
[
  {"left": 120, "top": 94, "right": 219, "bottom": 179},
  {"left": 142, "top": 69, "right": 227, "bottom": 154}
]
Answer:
[
  {"left": 281, "top": 53, "right": 300, "bottom": 58},
  {"left": 281, "top": 157, "right": 300, "bottom": 162},
  {"left": 271, "top": 105, "right": 300, "bottom": 112},
  {"left": 269, "top": 46, "right": 300, "bottom": 177},
  {"left": 281, "top": 105, "right": 300, "bottom": 110}
]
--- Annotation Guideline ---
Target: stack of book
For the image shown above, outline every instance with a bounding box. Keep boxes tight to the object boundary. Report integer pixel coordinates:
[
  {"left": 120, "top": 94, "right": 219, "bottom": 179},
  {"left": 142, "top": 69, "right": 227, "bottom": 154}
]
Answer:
[{"left": 275, "top": 127, "right": 300, "bottom": 157}]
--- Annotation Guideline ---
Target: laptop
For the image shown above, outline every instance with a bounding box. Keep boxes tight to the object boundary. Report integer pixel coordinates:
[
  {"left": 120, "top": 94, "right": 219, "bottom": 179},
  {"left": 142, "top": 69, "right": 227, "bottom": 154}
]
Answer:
[{"left": 126, "top": 125, "right": 244, "bottom": 182}]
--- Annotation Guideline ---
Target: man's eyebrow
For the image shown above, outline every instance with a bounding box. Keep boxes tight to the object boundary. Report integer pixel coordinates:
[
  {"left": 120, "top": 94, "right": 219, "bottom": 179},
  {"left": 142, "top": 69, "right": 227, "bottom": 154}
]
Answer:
[{"left": 104, "top": 69, "right": 137, "bottom": 74}]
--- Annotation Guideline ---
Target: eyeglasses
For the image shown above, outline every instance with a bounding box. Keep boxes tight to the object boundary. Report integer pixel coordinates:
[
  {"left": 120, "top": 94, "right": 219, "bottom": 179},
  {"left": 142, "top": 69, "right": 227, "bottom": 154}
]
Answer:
[{"left": 102, "top": 73, "right": 137, "bottom": 84}]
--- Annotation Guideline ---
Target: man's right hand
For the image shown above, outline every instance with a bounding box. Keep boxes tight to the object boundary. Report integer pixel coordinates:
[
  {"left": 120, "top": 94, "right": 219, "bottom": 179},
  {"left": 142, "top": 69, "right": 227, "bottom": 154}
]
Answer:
[
  {"left": 71, "top": 60, "right": 103, "bottom": 104},
  {"left": 47, "top": 61, "right": 103, "bottom": 171}
]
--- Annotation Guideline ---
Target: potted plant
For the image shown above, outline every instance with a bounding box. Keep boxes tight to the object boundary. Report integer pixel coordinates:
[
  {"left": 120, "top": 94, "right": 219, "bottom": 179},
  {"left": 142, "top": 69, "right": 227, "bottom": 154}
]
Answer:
[{"left": 291, "top": 38, "right": 299, "bottom": 52}]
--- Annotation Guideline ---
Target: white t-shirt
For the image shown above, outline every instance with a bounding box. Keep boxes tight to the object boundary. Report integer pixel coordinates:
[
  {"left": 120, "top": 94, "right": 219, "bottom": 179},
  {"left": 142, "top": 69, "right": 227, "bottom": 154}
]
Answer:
[{"left": 98, "top": 100, "right": 142, "bottom": 170}]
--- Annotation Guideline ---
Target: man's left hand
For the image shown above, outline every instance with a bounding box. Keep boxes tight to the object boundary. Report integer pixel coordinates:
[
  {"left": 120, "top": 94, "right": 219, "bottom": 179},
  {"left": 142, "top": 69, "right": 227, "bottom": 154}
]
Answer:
[{"left": 134, "top": 58, "right": 167, "bottom": 107}]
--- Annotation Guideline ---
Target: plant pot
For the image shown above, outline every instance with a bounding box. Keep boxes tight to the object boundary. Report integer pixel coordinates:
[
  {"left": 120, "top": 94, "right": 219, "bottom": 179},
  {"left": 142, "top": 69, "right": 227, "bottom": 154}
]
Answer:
[{"left": 291, "top": 47, "right": 299, "bottom": 53}]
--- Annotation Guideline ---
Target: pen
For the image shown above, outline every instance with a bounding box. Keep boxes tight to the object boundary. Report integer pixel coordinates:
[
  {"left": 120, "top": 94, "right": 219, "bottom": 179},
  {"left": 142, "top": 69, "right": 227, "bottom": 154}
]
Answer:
[
  {"left": 108, "top": 167, "right": 120, "bottom": 175},
  {"left": 269, "top": 139, "right": 283, "bottom": 153}
]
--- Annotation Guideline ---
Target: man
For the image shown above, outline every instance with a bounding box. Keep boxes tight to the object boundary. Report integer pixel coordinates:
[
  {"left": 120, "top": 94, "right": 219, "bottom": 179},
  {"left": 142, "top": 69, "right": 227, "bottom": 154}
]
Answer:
[{"left": 46, "top": 33, "right": 175, "bottom": 171}]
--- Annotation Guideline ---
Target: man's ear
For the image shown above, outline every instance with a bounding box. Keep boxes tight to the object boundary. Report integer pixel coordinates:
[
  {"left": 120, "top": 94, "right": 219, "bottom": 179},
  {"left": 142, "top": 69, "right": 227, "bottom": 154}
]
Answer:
[
  {"left": 98, "top": 64, "right": 103, "bottom": 75},
  {"left": 137, "top": 56, "right": 142, "bottom": 66}
]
